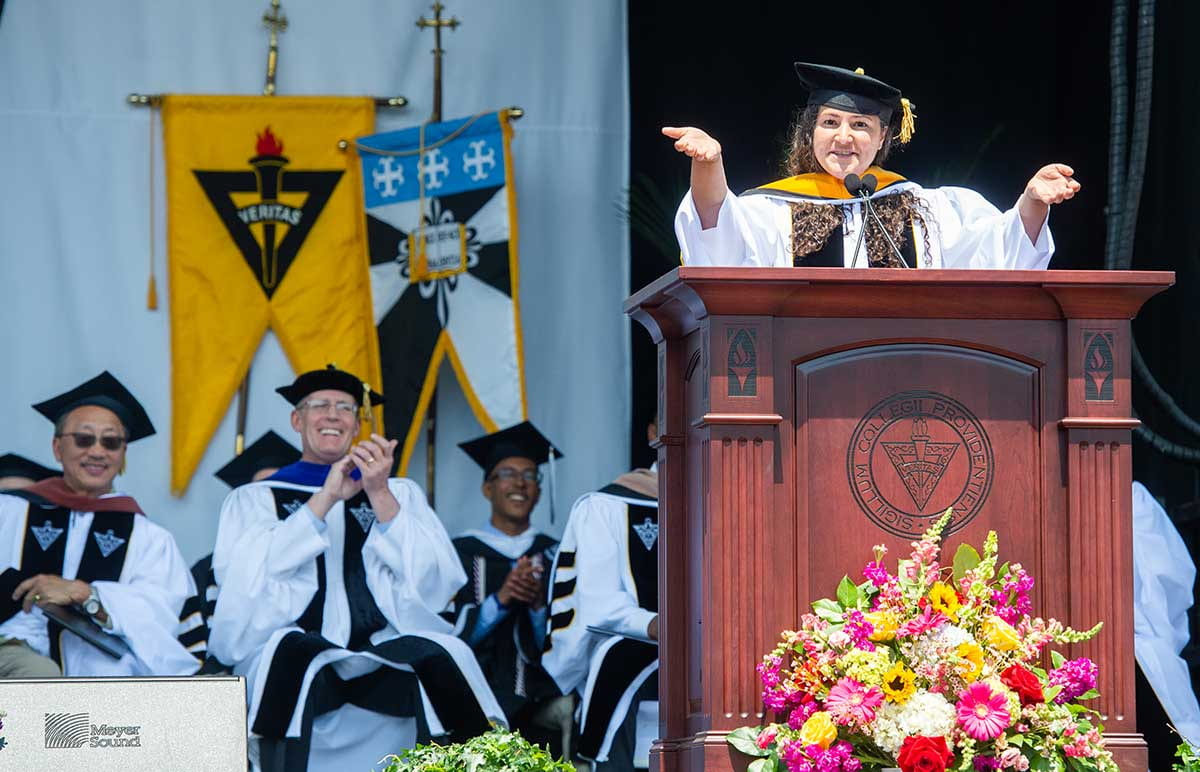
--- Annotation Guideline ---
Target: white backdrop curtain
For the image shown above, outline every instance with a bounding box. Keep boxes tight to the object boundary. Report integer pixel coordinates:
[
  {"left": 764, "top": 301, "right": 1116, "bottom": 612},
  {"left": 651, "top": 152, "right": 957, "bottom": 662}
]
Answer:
[{"left": 0, "top": 0, "right": 631, "bottom": 563}]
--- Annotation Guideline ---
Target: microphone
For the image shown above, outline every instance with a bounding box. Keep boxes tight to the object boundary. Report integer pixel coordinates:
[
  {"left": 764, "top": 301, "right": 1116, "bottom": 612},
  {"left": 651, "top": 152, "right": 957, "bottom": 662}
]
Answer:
[
  {"left": 844, "top": 173, "right": 864, "bottom": 197},
  {"left": 845, "top": 173, "right": 870, "bottom": 267},
  {"left": 849, "top": 171, "right": 911, "bottom": 268}
]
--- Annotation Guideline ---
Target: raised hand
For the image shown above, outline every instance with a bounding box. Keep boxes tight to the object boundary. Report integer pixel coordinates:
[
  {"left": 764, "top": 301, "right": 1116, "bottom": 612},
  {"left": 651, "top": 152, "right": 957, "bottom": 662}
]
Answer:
[
  {"left": 497, "top": 556, "right": 545, "bottom": 609},
  {"left": 318, "top": 455, "right": 363, "bottom": 505},
  {"left": 1023, "top": 164, "right": 1081, "bottom": 206},
  {"left": 662, "top": 126, "right": 722, "bottom": 162},
  {"left": 349, "top": 433, "right": 398, "bottom": 495}
]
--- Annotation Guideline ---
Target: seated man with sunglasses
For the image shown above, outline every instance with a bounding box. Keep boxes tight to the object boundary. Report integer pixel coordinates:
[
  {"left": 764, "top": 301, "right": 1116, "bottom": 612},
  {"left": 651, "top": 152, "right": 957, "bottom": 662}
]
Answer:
[
  {"left": 208, "top": 365, "right": 504, "bottom": 772},
  {"left": 0, "top": 371, "right": 198, "bottom": 678},
  {"left": 446, "top": 422, "right": 567, "bottom": 755}
]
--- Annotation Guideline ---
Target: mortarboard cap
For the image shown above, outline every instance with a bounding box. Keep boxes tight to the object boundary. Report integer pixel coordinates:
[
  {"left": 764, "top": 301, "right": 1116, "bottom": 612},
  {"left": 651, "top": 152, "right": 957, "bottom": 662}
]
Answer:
[
  {"left": 275, "top": 364, "right": 385, "bottom": 408},
  {"left": 794, "top": 62, "right": 915, "bottom": 143},
  {"left": 0, "top": 453, "right": 59, "bottom": 483},
  {"left": 458, "top": 421, "right": 563, "bottom": 480},
  {"left": 32, "top": 371, "right": 156, "bottom": 442},
  {"left": 214, "top": 430, "right": 301, "bottom": 489}
]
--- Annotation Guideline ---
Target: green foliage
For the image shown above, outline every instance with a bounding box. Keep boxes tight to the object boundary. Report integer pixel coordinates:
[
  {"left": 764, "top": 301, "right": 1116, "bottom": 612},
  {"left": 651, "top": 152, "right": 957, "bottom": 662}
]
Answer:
[
  {"left": 837, "top": 576, "right": 861, "bottom": 609},
  {"left": 379, "top": 728, "right": 574, "bottom": 772},
  {"left": 952, "top": 543, "right": 981, "bottom": 583},
  {"left": 727, "top": 726, "right": 768, "bottom": 758},
  {"left": 1174, "top": 740, "right": 1200, "bottom": 772}
]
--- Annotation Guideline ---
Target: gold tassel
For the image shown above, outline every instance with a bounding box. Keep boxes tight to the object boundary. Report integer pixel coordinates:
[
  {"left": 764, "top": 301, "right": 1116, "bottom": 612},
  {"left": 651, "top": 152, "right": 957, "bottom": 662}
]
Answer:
[
  {"left": 147, "top": 274, "right": 159, "bottom": 310},
  {"left": 361, "top": 382, "right": 377, "bottom": 435},
  {"left": 898, "top": 98, "right": 917, "bottom": 144}
]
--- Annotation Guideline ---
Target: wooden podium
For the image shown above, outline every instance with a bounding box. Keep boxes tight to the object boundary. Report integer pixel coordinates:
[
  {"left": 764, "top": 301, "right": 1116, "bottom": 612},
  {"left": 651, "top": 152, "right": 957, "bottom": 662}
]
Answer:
[{"left": 625, "top": 268, "right": 1174, "bottom": 772}]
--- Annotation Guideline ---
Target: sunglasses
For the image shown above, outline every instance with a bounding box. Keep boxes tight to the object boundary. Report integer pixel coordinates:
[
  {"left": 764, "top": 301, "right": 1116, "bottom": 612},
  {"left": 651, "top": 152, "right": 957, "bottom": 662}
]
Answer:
[{"left": 57, "top": 432, "right": 126, "bottom": 451}]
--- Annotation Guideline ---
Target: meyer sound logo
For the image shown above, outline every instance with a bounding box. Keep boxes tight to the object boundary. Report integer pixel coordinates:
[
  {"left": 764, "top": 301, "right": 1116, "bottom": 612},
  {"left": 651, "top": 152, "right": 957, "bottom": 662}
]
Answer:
[
  {"left": 45, "top": 712, "right": 142, "bottom": 749},
  {"left": 44, "top": 713, "right": 88, "bottom": 749}
]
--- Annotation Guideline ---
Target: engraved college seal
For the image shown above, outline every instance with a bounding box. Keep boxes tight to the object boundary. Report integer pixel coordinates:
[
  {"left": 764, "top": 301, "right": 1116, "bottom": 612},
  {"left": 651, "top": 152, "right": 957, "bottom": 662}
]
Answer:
[{"left": 846, "top": 390, "right": 994, "bottom": 538}]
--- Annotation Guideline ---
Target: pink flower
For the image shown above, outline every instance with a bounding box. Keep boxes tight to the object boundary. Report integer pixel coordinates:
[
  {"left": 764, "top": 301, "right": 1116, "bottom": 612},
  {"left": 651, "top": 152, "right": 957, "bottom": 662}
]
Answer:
[
  {"left": 863, "top": 560, "right": 891, "bottom": 587},
  {"left": 896, "top": 606, "right": 948, "bottom": 638},
  {"left": 956, "top": 682, "right": 1012, "bottom": 741},
  {"left": 757, "top": 727, "right": 778, "bottom": 749},
  {"left": 824, "top": 677, "right": 883, "bottom": 726}
]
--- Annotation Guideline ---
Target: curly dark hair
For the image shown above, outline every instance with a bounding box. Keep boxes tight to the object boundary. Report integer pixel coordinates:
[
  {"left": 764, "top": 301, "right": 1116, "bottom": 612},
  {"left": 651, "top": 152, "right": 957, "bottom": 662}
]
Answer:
[{"left": 783, "top": 104, "right": 930, "bottom": 267}]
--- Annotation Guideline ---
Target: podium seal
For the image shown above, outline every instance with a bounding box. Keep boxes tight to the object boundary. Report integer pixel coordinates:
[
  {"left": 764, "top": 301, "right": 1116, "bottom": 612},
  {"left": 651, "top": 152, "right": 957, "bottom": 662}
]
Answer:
[{"left": 846, "top": 390, "right": 994, "bottom": 538}]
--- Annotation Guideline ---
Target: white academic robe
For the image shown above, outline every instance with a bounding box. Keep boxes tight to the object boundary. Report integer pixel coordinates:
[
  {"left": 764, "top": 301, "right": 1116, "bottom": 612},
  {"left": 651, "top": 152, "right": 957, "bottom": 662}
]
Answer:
[
  {"left": 209, "top": 477, "right": 505, "bottom": 772},
  {"left": 1131, "top": 481, "right": 1200, "bottom": 746},
  {"left": 543, "top": 485, "right": 659, "bottom": 766},
  {"left": 675, "top": 183, "right": 1053, "bottom": 269},
  {"left": 0, "top": 492, "right": 198, "bottom": 676}
]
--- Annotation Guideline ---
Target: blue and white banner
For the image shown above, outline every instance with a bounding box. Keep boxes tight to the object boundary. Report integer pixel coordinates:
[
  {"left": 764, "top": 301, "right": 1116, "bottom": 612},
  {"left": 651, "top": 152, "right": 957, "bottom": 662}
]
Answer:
[{"left": 358, "top": 110, "right": 527, "bottom": 473}]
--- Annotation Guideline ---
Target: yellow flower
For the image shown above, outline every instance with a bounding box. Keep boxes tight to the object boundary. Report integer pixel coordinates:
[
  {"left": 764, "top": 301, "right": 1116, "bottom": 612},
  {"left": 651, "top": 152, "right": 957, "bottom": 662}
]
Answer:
[
  {"left": 864, "top": 610, "right": 897, "bottom": 641},
  {"left": 799, "top": 711, "right": 838, "bottom": 750},
  {"left": 881, "top": 662, "right": 917, "bottom": 703},
  {"left": 982, "top": 615, "right": 1020, "bottom": 652},
  {"left": 956, "top": 641, "right": 984, "bottom": 681},
  {"left": 928, "top": 581, "right": 961, "bottom": 621}
]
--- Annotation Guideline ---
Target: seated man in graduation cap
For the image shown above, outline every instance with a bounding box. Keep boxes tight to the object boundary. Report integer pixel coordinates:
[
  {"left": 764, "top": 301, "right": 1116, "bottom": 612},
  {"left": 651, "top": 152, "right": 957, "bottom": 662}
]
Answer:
[
  {"left": 447, "top": 421, "right": 567, "bottom": 754},
  {"left": 0, "top": 371, "right": 198, "bottom": 678},
  {"left": 544, "top": 432, "right": 660, "bottom": 771},
  {"left": 0, "top": 453, "right": 59, "bottom": 491},
  {"left": 177, "top": 430, "right": 303, "bottom": 673},
  {"left": 208, "top": 365, "right": 504, "bottom": 772}
]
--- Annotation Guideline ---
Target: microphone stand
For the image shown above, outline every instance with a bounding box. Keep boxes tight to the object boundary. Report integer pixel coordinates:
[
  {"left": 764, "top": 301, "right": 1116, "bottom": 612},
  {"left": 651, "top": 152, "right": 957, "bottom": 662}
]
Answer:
[
  {"left": 846, "top": 173, "right": 869, "bottom": 268},
  {"left": 861, "top": 195, "right": 911, "bottom": 268}
]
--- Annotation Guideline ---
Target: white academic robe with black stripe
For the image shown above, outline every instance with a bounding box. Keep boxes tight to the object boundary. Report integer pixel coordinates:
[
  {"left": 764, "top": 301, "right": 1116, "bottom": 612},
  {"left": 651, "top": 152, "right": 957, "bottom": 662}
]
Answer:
[
  {"left": 0, "top": 492, "right": 198, "bottom": 676},
  {"left": 543, "top": 484, "right": 659, "bottom": 767},
  {"left": 209, "top": 476, "right": 505, "bottom": 772},
  {"left": 675, "top": 183, "right": 1053, "bottom": 269}
]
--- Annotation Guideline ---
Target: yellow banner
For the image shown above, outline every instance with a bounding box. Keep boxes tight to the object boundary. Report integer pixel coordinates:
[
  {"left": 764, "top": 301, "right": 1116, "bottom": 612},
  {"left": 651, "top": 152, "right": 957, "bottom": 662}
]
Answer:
[{"left": 163, "top": 95, "right": 381, "bottom": 494}]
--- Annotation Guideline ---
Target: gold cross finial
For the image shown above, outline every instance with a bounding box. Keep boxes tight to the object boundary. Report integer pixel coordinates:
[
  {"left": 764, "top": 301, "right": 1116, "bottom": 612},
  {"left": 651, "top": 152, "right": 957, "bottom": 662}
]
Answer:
[
  {"left": 262, "top": 0, "right": 288, "bottom": 96},
  {"left": 416, "top": 2, "right": 460, "bottom": 122}
]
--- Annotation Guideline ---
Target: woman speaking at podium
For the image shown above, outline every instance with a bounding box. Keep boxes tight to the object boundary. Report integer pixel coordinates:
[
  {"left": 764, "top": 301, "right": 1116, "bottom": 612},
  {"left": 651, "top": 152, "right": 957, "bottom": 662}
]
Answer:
[{"left": 665, "top": 63, "right": 1080, "bottom": 270}]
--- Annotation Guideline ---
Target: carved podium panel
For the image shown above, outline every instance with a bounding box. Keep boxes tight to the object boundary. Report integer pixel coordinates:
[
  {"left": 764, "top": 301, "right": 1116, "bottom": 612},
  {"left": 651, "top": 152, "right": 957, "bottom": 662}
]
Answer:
[{"left": 625, "top": 268, "right": 1173, "bottom": 772}]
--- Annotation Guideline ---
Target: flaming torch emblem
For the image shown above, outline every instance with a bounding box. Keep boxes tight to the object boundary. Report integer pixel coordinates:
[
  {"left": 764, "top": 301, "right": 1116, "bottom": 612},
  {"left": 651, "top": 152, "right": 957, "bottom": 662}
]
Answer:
[{"left": 250, "top": 127, "right": 289, "bottom": 290}]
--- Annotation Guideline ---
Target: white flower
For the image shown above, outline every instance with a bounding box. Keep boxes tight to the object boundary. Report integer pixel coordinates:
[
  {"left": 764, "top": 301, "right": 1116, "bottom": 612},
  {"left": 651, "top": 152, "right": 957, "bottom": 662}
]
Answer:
[{"left": 872, "top": 690, "right": 957, "bottom": 755}]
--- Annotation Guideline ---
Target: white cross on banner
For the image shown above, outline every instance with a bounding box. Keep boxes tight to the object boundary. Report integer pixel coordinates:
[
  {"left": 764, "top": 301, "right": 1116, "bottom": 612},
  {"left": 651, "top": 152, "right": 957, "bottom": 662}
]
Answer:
[{"left": 356, "top": 110, "right": 527, "bottom": 473}]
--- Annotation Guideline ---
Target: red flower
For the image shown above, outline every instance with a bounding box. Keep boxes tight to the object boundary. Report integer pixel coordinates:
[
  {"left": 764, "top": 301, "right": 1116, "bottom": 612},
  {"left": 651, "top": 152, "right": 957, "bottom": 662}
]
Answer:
[
  {"left": 897, "top": 735, "right": 954, "bottom": 772},
  {"left": 1001, "top": 664, "right": 1045, "bottom": 705}
]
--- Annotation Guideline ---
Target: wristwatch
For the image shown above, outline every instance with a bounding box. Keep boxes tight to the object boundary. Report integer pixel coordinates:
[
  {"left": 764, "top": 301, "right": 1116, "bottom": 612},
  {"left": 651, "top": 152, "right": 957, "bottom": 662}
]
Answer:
[{"left": 82, "top": 586, "right": 102, "bottom": 618}]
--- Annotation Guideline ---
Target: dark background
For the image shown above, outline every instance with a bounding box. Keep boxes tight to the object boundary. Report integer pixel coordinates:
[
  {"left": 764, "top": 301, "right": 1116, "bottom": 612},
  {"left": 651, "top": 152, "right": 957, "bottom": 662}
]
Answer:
[{"left": 627, "top": 1, "right": 1200, "bottom": 756}]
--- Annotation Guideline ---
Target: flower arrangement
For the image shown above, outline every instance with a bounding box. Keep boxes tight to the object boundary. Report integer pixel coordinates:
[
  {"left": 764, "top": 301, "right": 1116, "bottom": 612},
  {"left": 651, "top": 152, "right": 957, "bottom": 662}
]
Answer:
[
  {"left": 380, "top": 727, "right": 573, "bottom": 772},
  {"left": 728, "top": 509, "right": 1113, "bottom": 772}
]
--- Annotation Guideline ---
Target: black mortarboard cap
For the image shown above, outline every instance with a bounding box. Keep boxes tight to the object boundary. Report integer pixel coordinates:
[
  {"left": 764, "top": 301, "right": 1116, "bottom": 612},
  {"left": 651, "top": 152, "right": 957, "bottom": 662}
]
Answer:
[
  {"left": 214, "top": 430, "right": 301, "bottom": 489},
  {"left": 0, "top": 453, "right": 59, "bottom": 483},
  {"left": 458, "top": 421, "right": 563, "bottom": 480},
  {"left": 794, "top": 62, "right": 903, "bottom": 121},
  {"left": 32, "top": 370, "right": 156, "bottom": 442},
  {"left": 275, "top": 364, "right": 385, "bottom": 407}
]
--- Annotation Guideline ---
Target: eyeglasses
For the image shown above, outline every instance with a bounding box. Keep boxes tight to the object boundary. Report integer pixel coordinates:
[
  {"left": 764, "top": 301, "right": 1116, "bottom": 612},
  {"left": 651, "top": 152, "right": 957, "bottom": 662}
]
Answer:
[
  {"left": 488, "top": 468, "right": 543, "bottom": 484},
  {"left": 57, "top": 432, "right": 126, "bottom": 451},
  {"left": 299, "top": 399, "right": 358, "bottom": 415}
]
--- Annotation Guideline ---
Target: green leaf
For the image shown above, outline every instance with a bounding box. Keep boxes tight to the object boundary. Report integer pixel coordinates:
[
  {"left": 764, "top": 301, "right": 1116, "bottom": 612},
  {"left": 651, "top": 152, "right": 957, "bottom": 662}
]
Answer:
[
  {"left": 1051, "top": 650, "right": 1066, "bottom": 669},
  {"left": 813, "top": 598, "right": 844, "bottom": 623},
  {"left": 1074, "top": 689, "right": 1100, "bottom": 701},
  {"left": 727, "top": 726, "right": 769, "bottom": 757},
  {"left": 1044, "top": 685, "right": 1063, "bottom": 703},
  {"left": 748, "top": 759, "right": 775, "bottom": 772},
  {"left": 837, "top": 575, "right": 860, "bottom": 608},
  {"left": 1029, "top": 752, "right": 1052, "bottom": 772},
  {"left": 952, "top": 543, "right": 982, "bottom": 582}
]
